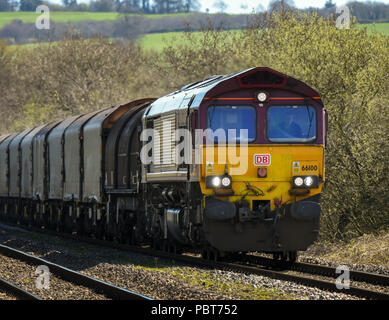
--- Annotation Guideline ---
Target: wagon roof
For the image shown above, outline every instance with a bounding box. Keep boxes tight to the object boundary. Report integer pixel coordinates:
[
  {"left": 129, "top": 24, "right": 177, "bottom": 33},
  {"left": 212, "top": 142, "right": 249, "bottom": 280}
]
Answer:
[{"left": 145, "top": 67, "right": 321, "bottom": 117}]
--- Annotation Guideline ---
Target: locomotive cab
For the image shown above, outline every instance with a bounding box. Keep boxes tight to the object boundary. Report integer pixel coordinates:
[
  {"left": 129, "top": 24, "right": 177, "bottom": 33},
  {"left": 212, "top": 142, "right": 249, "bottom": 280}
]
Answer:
[{"left": 197, "top": 68, "right": 326, "bottom": 256}]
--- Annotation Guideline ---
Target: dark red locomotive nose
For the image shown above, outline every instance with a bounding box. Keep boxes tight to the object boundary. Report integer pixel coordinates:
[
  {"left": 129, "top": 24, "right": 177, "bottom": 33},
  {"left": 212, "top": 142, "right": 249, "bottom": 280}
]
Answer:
[{"left": 257, "top": 167, "right": 267, "bottom": 178}]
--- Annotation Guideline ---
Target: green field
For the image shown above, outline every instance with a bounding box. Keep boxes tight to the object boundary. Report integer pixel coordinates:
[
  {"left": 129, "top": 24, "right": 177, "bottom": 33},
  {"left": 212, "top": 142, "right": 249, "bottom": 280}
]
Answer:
[
  {"left": 0, "top": 12, "right": 119, "bottom": 28},
  {"left": 139, "top": 31, "right": 243, "bottom": 51},
  {"left": 0, "top": 11, "right": 193, "bottom": 28},
  {"left": 361, "top": 22, "right": 389, "bottom": 34},
  {"left": 139, "top": 24, "right": 389, "bottom": 51}
]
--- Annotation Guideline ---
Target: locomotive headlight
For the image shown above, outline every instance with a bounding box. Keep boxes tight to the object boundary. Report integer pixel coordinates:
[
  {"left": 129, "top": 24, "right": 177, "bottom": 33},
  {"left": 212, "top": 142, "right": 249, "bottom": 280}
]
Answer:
[
  {"left": 294, "top": 177, "right": 304, "bottom": 187},
  {"left": 293, "top": 175, "right": 319, "bottom": 188},
  {"left": 206, "top": 175, "right": 233, "bottom": 189},
  {"left": 212, "top": 177, "right": 221, "bottom": 187},
  {"left": 304, "top": 176, "right": 314, "bottom": 187},
  {"left": 221, "top": 176, "right": 232, "bottom": 188},
  {"left": 257, "top": 92, "right": 267, "bottom": 102}
]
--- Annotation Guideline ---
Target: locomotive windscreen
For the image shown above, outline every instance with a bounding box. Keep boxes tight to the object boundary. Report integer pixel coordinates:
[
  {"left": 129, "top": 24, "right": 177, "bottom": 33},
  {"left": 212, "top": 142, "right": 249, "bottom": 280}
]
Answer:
[
  {"left": 206, "top": 105, "right": 256, "bottom": 143},
  {"left": 267, "top": 105, "right": 316, "bottom": 143}
]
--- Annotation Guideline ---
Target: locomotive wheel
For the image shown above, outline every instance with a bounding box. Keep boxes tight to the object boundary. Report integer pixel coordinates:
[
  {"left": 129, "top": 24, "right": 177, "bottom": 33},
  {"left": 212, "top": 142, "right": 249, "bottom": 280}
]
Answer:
[
  {"left": 130, "top": 231, "right": 137, "bottom": 245},
  {"left": 288, "top": 251, "right": 297, "bottom": 263},
  {"left": 151, "top": 238, "right": 159, "bottom": 250},
  {"left": 272, "top": 253, "right": 281, "bottom": 260},
  {"left": 173, "top": 245, "right": 183, "bottom": 255},
  {"left": 95, "top": 222, "right": 105, "bottom": 240},
  {"left": 201, "top": 248, "right": 219, "bottom": 262},
  {"left": 163, "top": 241, "right": 173, "bottom": 253}
]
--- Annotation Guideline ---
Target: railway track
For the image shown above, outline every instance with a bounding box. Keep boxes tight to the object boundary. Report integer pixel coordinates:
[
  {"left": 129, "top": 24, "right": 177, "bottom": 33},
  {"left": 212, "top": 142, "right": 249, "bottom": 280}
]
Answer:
[
  {"left": 240, "top": 254, "right": 389, "bottom": 286},
  {"left": 0, "top": 277, "right": 42, "bottom": 300},
  {"left": 1, "top": 222, "right": 388, "bottom": 300},
  {"left": 0, "top": 243, "right": 152, "bottom": 300},
  {"left": 226, "top": 257, "right": 389, "bottom": 300}
]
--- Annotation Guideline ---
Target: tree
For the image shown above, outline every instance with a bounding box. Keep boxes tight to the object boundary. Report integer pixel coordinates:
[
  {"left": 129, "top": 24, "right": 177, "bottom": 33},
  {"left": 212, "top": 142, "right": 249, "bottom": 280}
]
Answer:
[
  {"left": 118, "top": 0, "right": 143, "bottom": 13},
  {"left": 62, "top": 0, "right": 78, "bottom": 9},
  {"left": 267, "top": 0, "right": 295, "bottom": 13},
  {"left": 324, "top": 0, "right": 335, "bottom": 9},
  {"left": 240, "top": 3, "right": 248, "bottom": 12},
  {"left": 213, "top": 0, "right": 227, "bottom": 13},
  {"left": 90, "top": 0, "right": 116, "bottom": 12},
  {"left": 19, "top": 0, "right": 42, "bottom": 11},
  {"left": 184, "top": 0, "right": 200, "bottom": 12},
  {"left": 141, "top": 0, "right": 151, "bottom": 13},
  {"left": 0, "top": 0, "right": 13, "bottom": 11},
  {"left": 256, "top": 4, "right": 264, "bottom": 12},
  {"left": 151, "top": 0, "right": 199, "bottom": 14}
]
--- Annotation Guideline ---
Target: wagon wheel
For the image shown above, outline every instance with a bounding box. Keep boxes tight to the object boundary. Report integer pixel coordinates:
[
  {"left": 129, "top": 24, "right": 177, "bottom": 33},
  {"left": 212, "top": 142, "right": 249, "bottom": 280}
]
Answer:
[
  {"left": 288, "top": 251, "right": 298, "bottom": 263},
  {"left": 201, "top": 247, "right": 220, "bottom": 262},
  {"left": 272, "top": 253, "right": 281, "bottom": 260},
  {"left": 281, "top": 252, "right": 288, "bottom": 262}
]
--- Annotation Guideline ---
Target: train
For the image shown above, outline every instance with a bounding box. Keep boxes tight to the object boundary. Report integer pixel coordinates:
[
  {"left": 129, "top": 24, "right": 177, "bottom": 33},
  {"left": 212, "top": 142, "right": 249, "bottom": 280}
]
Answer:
[{"left": 0, "top": 67, "right": 327, "bottom": 261}]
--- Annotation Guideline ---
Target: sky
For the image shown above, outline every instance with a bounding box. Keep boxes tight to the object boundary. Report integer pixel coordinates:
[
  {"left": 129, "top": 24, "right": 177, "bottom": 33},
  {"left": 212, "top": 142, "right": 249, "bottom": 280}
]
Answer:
[
  {"left": 201, "top": 0, "right": 389, "bottom": 13},
  {"left": 50, "top": 0, "right": 389, "bottom": 14}
]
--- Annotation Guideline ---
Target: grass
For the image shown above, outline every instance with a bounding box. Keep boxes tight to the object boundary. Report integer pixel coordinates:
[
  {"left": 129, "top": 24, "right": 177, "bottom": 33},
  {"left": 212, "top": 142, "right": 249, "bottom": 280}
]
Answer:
[
  {"left": 139, "top": 32, "right": 184, "bottom": 51},
  {"left": 0, "top": 12, "right": 120, "bottom": 28},
  {"left": 0, "top": 11, "right": 194, "bottom": 29},
  {"left": 139, "top": 23, "right": 388, "bottom": 51},
  {"left": 359, "top": 22, "right": 389, "bottom": 34},
  {"left": 7, "top": 23, "right": 388, "bottom": 53},
  {"left": 139, "top": 29, "right": 242, "bottom": 51},
  {"left": 306, "top": 232, "right": 389, "bottom": 267}
]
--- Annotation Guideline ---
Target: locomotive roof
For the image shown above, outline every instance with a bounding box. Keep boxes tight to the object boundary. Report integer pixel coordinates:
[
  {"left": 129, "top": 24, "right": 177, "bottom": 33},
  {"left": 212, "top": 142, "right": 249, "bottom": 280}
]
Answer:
[{"left": 145, "top": 67, "right": 321, "bottom": 117}]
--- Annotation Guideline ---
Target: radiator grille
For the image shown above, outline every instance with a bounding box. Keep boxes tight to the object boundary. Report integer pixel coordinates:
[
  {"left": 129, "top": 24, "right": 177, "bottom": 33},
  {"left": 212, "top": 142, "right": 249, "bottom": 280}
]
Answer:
[{"left": 153, "top": 113, "right": 176, "bottom": 170}]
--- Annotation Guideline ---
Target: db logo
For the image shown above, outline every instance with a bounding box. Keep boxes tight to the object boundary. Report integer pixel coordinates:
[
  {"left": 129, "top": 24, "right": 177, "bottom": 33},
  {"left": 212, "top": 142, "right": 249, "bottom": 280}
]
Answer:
[{"left": 254, "top": 154, "right": 271, "bottom": 166}]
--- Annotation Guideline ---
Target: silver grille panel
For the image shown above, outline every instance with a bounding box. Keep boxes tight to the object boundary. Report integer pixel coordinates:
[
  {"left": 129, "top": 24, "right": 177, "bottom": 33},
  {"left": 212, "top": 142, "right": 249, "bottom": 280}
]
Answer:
[{"left": 153, "top": 113, "right": 176, "bottom": 172}]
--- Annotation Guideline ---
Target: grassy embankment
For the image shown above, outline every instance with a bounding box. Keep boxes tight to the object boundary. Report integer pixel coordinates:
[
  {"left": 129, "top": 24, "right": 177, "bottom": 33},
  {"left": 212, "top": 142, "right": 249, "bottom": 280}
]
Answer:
[{"left": 305, "top": 232, "right": 389, "bottom": 267}]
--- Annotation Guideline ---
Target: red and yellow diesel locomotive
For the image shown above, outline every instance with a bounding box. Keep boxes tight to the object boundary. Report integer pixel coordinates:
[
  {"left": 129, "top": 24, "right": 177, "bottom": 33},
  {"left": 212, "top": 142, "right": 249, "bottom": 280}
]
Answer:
[{"left": 0, "top": 67, "right": 327, "bottom": 261}]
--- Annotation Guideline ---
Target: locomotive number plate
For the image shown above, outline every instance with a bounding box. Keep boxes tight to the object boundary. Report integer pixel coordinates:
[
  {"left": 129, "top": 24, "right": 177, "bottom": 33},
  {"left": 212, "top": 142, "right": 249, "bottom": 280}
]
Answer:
[
  {"left": 254, "top": 154, "right": 271, "bottom": 166},
  {"left": 293, "top": 161, "right": 319, "bottom": 174}
]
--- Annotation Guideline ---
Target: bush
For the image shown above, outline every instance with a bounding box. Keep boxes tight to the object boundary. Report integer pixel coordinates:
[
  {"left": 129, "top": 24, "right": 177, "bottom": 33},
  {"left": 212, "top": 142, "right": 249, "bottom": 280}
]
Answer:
[{"left": 0, "top": 36, "right": 165, "bottom": 131}]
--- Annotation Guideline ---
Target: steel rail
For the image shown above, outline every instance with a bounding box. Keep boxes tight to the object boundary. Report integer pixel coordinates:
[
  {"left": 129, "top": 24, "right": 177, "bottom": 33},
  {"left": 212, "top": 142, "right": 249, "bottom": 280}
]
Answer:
[
  {"left": 0, "top": 243, "right": 152, "bottom": 300},
  {"left": 0, "top": 277, "right": 42, "bottom": 300},
  {"left": 218, "top": 260, "right": 389, "bottom": 300},
  {"left": 1, "top": 222, "right": 388, "bottom": 300},
  {"left": 240, "top": 254, "right": 389, "bottom": 286}
]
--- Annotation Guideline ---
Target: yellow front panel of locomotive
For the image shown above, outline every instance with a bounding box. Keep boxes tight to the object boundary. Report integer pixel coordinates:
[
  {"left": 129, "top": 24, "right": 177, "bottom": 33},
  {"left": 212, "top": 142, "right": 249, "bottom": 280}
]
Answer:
[{"left": 199, "top": 145, "right": 325, "bottom": 211}]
